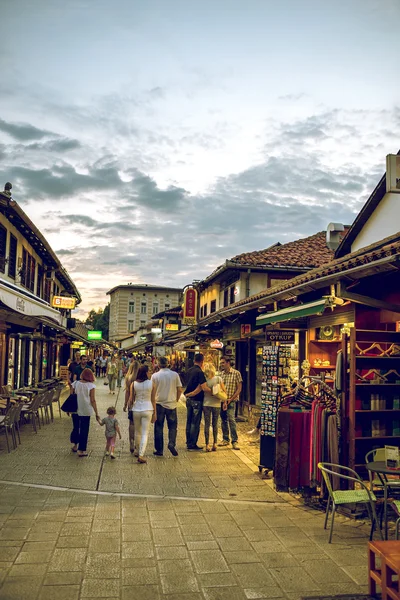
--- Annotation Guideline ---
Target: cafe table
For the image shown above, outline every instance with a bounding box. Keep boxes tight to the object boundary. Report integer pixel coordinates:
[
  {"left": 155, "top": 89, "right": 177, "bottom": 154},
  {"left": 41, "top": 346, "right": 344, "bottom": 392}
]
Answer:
[{"left": 366, "top": 461, "right": 400, "bottom": 539}]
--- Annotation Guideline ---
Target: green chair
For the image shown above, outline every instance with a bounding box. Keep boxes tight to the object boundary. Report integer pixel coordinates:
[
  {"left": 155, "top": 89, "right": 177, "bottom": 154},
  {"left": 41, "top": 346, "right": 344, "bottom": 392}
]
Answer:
[{"left": 318, "top": 462, "right": 383, "bottom": 543}]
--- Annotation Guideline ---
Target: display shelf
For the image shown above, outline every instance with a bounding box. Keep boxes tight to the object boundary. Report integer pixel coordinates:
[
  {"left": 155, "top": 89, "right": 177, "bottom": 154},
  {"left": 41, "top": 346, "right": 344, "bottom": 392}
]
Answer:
[{"left": 349, "top": 328, "right": 400, "bottom": 475}]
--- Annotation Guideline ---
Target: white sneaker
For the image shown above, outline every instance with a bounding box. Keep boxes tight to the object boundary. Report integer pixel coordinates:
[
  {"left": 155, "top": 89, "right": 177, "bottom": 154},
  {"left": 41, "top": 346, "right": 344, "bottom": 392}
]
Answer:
[{"left": 105, "top": 451, "right": 110, "bottom": 456}]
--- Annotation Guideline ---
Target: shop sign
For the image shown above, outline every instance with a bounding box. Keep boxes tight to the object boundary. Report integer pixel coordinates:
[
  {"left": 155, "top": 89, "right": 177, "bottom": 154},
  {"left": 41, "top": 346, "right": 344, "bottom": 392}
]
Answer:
[
  {"left": 265, "top": 330, "right": 296, "bottom": 344},
  {"left": 59, "top": 366, "right": 69, "bottom": 381},
  {"left": 210, "top": 339, "right": 224, "bottom": 349},
  {"left": 166, "top": 323, "right": 179, "bottom": 331},
  {"left": 71, "top": 342, "right": 82, "bottom": 349},
  {"left": 182, "top": 287, "right": 198, "bottom": 325},
  {"left": 240, "top": 324, "right": 251, "bottom": 338},
  {"left": 223, "top": 322, "right": 241, "bottom": 341},
  {"left": 151, "top": 328, "right": 162, "bottom": 334},
  {"left": 88, "top": 330, "right": 102, "bottom": 340},
  {"left": 52, "top": 296, "right": 77, "bottom": 310}
]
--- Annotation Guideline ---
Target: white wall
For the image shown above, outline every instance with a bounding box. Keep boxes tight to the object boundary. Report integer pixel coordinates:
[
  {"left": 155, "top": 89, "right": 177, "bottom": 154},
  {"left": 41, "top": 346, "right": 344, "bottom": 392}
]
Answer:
[{"left": 352, "top": 192, "right": 400, "bottom": 253}]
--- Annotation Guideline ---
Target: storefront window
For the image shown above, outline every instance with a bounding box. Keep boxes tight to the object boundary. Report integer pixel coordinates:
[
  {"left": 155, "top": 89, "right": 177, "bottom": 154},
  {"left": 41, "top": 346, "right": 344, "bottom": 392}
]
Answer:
[{"left": 7, "top": 337, "right": 15, "bottom": 388}]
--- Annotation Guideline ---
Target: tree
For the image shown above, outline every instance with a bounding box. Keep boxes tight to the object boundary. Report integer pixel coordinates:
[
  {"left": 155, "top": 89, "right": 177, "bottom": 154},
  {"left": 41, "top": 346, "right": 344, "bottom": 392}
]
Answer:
[{"left": 85, "top": 303, "right": 110, "bottom": 341}]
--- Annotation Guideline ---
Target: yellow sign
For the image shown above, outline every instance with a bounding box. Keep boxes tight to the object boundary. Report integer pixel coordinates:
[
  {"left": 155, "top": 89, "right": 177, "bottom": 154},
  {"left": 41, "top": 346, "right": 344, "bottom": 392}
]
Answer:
[
  {"left": 71, "top": 342, "right": 83, "bottom": 348},
  {"left": 59, "top": 366, "right": 69, "bottom": 381},
  {"left": 52, "top": 296, "right": 76, "bottom": 309},
  {"left": 166, "top": 323, "right": 179, "bottom": 331}
]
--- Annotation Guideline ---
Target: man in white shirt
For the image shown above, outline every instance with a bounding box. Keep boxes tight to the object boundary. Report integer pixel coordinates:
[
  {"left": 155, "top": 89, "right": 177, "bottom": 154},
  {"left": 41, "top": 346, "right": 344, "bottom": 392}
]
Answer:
[{"left": 151, "top": 356, "right": 182, "bottom": 456}]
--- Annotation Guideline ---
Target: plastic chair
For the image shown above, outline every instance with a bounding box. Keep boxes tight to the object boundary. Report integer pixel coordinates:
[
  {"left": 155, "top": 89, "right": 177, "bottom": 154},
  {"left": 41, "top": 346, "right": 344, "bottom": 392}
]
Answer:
[{"left": 318, "top": 462, "right": 383, "bottom": 543}]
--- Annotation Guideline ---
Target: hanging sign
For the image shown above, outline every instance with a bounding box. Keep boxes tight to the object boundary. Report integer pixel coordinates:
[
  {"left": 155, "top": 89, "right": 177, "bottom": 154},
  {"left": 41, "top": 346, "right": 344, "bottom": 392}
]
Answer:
[
  {"left": 59, "top": 366, "right": 69, "bottom": 381},
  {"left": 265, "top": 330, "right": 296, "bottom": 344},
  {"left": 166, "top": 323, "right": 179, "bottom": 331},
  {"left": 151, "top": 328, "right": 162, "bottom": 334},
  {"left": 88, "top": 331, "right": 102, "bottom": 340},
  {"left": 241, "top": 324, "right": 252, "bottom": 338},
  {"left": 210, "top": 339, "right": 224, "bottom": 349},
  {"left": 52, "top": 296, "right": 77, "bottom": 309},
  {"left": 182, "top": 287, "right": 198, "bottom": 325}
]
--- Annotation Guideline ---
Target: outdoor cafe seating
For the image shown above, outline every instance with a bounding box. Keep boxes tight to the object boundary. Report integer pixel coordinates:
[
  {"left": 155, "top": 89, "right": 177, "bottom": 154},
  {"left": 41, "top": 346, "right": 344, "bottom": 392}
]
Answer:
[{"left": 0, "top": 378, "right": 66, "bottom": 453}]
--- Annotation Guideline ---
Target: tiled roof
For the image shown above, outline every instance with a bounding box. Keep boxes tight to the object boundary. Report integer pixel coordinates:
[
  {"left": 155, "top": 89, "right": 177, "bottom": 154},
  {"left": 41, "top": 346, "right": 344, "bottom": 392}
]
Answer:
[
  {"left": 200, "top": 231, "right": 400, "bottom": 326},
  {"left": 230, "top": 231, "right": 334, "bottom": 269}
]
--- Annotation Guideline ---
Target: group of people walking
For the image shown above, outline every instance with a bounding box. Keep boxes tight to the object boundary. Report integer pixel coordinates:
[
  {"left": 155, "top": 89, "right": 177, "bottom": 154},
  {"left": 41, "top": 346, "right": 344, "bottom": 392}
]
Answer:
[{"left": 66, "top": 350, "right": 243, "bottom": 462}]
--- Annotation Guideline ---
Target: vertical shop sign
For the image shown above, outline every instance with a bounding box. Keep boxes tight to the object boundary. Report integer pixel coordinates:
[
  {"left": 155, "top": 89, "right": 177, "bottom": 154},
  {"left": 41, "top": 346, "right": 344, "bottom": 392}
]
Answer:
[
  {"left": 182, "top": 288, "right": 198, "bottom": 325},
  {"left": 240, "top": 324, "right": 251, "bottom": 338}
]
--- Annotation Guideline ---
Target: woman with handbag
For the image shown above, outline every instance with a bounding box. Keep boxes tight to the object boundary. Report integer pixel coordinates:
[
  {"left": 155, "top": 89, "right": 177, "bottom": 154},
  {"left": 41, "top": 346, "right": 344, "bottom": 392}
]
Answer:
[
  {"left": 203, "top": 362, "right": 227, "bottom": 452},
  {"left": 70, "top": 368, "right": 100, "bottom": 457}
]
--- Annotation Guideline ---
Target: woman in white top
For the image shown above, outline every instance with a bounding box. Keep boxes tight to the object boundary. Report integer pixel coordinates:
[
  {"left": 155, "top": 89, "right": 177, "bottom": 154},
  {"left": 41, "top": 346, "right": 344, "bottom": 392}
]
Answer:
[
  {"left": 70, "top": 368, "right": 100, "bottom": 457},
  {"left": 203, "top": 362, "right": 226, "bottom": 452},
  {"left": 129, "top": 365, "right": 156, "bottom": 463}
]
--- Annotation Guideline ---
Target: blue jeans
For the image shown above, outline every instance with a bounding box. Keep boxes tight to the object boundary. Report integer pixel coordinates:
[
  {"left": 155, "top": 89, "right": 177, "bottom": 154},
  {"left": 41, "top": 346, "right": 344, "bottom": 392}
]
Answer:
[
  {"left": 186, "top": 399, "right": 203, "bottom": 448},
  {"left": 154, "top": 405, "right": 177, "bottom": 454},
  {"left": 220, "top": 402, "right": 238, "bottom": 443}
]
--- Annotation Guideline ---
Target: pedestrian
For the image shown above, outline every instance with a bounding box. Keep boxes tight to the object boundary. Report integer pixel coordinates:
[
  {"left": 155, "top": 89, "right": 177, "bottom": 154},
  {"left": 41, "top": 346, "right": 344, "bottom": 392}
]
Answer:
[
  {"left": 151, "top": 356, "right": 182, "bottom": 457},
  {"left": 98, "top": 406, "right": 121, "bottom": 459},
  {"left": 218, "top": 356, "right": 242, "bottom": 450},
  {"left": 117, "top": 352, "right": 125, "bottom": 388},
  {"left": 70, "top": 368, "right": 100, "bottom": 457},
  {"left": 68, "top": 351, "right": 81, "bottom": 384},
  {"left": 73, "top": 355, "right": 92, "bottom": 381},
  {"left": 107, "top": 356, "right": 118, "bottom": 394},
  {"left": 100, "top": 356, "right": 107, "bottom": 377},
  {"left": 123, "top": 359, "right": 140, "bottom": 453},
  {"left": 129, "top": 365, "right": 156, "bottom": 464},
  {"left": 203, "top": 362, "right": 226, "bottom": 452},
  {"left": 184, "top": 353, "right": 210, "bottom": 451},
  {"left": 95, "top": 356, "right": 102, "bottom": 378}
]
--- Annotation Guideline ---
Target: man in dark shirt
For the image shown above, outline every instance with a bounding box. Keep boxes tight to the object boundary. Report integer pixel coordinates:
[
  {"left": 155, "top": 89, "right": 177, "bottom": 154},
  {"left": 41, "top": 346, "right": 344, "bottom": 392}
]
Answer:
[
  {"left": 184, "top": 353, "right": 210, "bottom": 450},
  {"left": 74, "top": 355, "right": 90, "bottom": 381},
  {"left": 68, "top": 351, "right": 81, "bottom": 384}
]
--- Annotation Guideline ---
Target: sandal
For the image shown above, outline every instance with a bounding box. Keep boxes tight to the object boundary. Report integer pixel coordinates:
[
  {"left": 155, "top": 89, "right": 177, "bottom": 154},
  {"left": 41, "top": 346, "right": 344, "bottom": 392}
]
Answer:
[
  {"left": 77, "top": 452, "right": 88, "bottom": 457},
  {"left": 212, "top": 444, "right": 217, "bottom": 452},
  {"left": 137, "top": 456, "right": 147, "bottom": 464},
  {"left": 205, "top": 445, "right": 211, "bottom": 452},
  {"left": 71, "top": 445, "right": 78, "bottom": 453}
]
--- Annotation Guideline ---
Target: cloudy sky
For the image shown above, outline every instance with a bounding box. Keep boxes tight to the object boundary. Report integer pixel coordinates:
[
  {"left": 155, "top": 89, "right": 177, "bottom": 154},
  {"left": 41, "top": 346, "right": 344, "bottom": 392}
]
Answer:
[{"left": 0, "top": 0, "right": 399, "bottom": 317}]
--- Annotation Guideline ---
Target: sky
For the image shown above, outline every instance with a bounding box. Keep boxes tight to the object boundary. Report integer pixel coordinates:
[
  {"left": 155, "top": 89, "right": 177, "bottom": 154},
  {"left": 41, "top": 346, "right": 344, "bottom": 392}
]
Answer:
[{"left": 0, "top": 0, "right": 399, "bottom": 318}]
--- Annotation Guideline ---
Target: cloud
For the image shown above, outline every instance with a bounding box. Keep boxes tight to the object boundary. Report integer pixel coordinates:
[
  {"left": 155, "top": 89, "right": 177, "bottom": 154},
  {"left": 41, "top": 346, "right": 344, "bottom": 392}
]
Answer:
[{"left": 0, "top": 118, "right": 54, "bottom": 141}]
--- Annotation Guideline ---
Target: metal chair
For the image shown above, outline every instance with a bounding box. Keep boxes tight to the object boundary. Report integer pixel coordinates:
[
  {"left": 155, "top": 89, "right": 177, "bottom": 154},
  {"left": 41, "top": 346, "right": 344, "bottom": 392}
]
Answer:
[
  {"left": 21, "top": 393, "right": 44, "bottom": 433},
  {"left": 366, "top": 448, "right": 390, "bottom": 492},
  {"left": 51, "top": 383, "right": 65, "bottom": 419},
  {"left": 318, "top": 462, "right": 383, "bottom": 543},
  {"left": 0, "top": 404, "right": 18, "bottom": 452}
]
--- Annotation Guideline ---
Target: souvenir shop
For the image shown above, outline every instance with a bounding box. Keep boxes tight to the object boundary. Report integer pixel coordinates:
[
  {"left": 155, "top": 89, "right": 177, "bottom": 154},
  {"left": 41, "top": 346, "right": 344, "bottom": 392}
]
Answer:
[{"left": 257, "top": 258, "right": 400, "bottom": 495}]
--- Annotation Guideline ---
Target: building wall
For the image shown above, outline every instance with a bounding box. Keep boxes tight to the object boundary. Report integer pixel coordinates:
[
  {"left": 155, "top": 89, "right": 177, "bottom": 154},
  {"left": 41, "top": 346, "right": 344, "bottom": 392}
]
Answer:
[
  {"left": 0, "top": 213, "right": 69, "bottom": 303},
  {"left": 108, "top": 286, "right": 181, "bottom": 341},
  {"left": 351, "top": 192, "right": 400, "bottom": 253}
]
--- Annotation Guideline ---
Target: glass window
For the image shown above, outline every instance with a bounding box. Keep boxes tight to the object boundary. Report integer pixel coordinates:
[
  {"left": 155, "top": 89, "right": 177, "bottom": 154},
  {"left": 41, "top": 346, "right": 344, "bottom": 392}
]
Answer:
[
  {"left": 129, "top": 301, "right": 135, "bottom": 313},
  {"left": 165, "top": 303, "right": 170, "bottom": 310},
  {"left": 153, "top": 302, "right": 159, "bottom": 314},
  {"left": 141, "top": 301, "right": 147, "bottom": 314},
  {"left": 0, "top": 224, "right": 7, "bottom": 273},
  {"left": 224, "top": 289, "right": 229, "bottom": 307},
  {"left": 230, "top": 286, "right": 235, "bottom": 305},
  {"left": 203, "top": 303, "right": 208, "bottom": 317},
  {"left": 128, "top": 320, "right": 134, "bottom": 332},
  {"left": 210, "top": 300, "right": 216, "bottom": 313},
  {"left": 8, "top": 234, "right": 17, "bottom": 279},
  {"left": 36, "top": 265, "right": 43, "bottom": 297},
  {"left": 140, "top": 320, "right": 146, "bottom": 327}
]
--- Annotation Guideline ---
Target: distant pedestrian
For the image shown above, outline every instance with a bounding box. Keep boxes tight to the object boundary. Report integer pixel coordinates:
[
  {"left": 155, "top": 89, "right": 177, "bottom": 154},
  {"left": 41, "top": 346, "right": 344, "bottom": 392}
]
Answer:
[
  {"left": 184, "top": 353, "right": 210, "bottom": 451},
  {"left": 95, "top": 356, "right": 102, "bottom": 378},
  {"left": 100, "top": 356, "right": 107, "bottom": 377},
  {"left": 123, "top": 359, "right": 140, "bottom": 453},
  {"left": 70, "top": 368, "right": 100, "bottom": 457},
  {"left": 68, "top": 351, "right": 81, "bottom": 384},
  {"left": 98, "top": 406, "right": 121, "bottom": 459},
  {"left": 129, "top": 365, "right": 156, "bottom": 463},
  {"left": 203, "top": 362, "right": 226, "bottom": 452},
  {"left": 117, "top": 353, "right": 124, "bottom": 388},
  {"left": 218, "top": 356, "right": 242, "bottom": 450},
  {"left": 151, "top": 356, "right": 182, "bottom": 457},
  {"left": 107, "top": 356, "right": 118, "bottom": 394}
]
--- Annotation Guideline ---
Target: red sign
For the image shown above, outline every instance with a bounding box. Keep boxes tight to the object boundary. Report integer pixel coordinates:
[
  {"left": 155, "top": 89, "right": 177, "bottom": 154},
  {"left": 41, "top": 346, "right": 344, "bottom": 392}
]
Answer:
[
  {"left": 240, "top": 324, "right": 251, "bottom": 338},
  {"left": 183, "top": 288, "right": 198, "bottom": 325}
]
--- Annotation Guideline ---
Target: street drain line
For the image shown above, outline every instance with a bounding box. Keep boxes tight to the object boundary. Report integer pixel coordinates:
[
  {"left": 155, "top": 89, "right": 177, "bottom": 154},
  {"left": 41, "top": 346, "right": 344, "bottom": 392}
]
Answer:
[
  {"left": 95, "top": 386, "right": 122, "bottom": 492},
  {"left": 0, "top": 478, "right": 283, "bottom": 505}
]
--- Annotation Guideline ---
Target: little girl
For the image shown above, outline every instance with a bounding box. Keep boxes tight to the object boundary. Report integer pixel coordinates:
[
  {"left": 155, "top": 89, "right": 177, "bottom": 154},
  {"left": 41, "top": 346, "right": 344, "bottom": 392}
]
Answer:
[{"left": 99, "top": 406, "right": 121, "bottom": 459}]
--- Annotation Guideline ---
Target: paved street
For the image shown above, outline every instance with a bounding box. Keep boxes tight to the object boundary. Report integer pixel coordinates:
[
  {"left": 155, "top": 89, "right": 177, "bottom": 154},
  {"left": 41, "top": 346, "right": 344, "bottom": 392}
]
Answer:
[{"left": 0, "top": 379, "right": 372, "bottom": 600}]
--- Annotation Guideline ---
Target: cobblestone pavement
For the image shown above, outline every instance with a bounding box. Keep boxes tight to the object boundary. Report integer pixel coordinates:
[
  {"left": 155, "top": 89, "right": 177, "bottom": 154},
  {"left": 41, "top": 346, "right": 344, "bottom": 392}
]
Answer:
[{"left": 0, "top": 379, "right": 373, "bottom": 600}]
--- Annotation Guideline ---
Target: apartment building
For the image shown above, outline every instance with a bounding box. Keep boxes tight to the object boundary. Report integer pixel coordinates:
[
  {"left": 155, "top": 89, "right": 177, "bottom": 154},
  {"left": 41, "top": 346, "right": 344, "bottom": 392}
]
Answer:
[{"left": 107, "top": 284, "right": 182, "bottom": 341}]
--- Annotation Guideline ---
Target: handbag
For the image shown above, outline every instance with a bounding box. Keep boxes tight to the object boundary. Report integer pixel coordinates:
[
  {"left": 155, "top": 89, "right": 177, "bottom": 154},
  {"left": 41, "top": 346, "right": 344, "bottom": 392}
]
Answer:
[
  {"left": 61, "top": 393, "right": 78, "bottom": 413},
  {"left": 212, "top": 382, "right": 228, "bottom": 402}
]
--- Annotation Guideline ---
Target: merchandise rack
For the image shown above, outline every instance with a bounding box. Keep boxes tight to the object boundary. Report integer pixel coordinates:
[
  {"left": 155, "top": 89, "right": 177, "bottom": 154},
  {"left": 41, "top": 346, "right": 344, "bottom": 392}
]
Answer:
[{"left": 349, "top": 328, "right": 400, "bottom": 475}]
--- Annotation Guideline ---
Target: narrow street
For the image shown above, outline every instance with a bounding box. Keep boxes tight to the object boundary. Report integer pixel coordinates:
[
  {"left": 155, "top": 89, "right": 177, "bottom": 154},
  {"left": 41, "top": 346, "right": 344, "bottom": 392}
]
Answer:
[{"left": 0, "top": 380, "right": 371, "bottom": 600}]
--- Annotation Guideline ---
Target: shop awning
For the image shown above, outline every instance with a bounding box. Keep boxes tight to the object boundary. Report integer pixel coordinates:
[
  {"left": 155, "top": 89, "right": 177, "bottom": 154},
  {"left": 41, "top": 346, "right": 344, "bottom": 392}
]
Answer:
[
  {"left": 0, "top": 279, "right": 62, "bottom": 324},
  {"left": 256, "top": 299, "right": 328, "bottom": 326}
]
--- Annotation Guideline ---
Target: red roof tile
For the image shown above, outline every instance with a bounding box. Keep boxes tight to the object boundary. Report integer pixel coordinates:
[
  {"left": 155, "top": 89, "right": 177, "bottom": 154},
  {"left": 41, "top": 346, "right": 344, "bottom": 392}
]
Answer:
[{"left": 230, "top": 231, "right": 334, "bottom": 270}]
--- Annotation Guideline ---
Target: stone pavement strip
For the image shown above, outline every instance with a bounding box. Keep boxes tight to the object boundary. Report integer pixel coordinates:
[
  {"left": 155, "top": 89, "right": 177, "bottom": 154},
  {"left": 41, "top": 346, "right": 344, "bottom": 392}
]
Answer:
[{"left": 0, "top": 379, "right": 373, "bottom": 599}]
